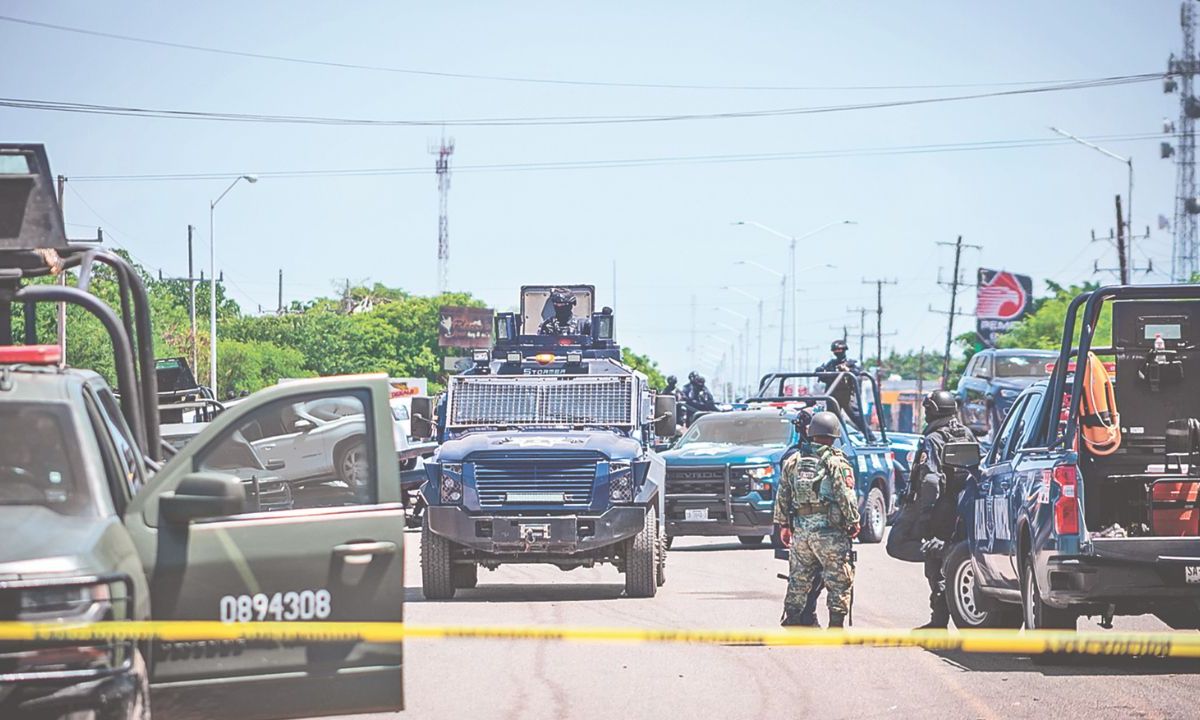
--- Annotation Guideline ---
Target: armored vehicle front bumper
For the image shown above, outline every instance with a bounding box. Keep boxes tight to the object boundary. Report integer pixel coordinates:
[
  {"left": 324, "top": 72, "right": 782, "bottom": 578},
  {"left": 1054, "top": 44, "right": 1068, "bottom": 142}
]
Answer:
[{"left": 426, "top": 505, "right": 647, "bottom": 555}]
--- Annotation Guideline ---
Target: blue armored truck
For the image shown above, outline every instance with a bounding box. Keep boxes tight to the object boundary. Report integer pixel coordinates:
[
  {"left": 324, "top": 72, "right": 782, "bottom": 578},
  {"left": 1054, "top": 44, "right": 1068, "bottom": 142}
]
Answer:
[{"left": 412, "top": 285, "right": 675, "bottom": 599}]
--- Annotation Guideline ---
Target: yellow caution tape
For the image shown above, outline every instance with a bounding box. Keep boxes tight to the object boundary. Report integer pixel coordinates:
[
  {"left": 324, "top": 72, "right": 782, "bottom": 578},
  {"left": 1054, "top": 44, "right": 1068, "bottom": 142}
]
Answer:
[{"left": 0, "top": 621, "right": 1197, "bottom": 657}]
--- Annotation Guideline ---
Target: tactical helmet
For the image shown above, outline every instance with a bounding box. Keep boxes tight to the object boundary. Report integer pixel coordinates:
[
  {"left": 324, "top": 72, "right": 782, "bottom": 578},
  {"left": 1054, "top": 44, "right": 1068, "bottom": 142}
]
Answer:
[
  {"left": 923, "top": 390, "right": 958, "bottom": 420},
  {"left": 809, "top": 411, "right": 841, "bottom": 439},
  {"left": 688, "top": 371, "right": 698, "bottom": 383},
  {"left": 831, "top": 339, "right": 849, "bottom": 354},
  {"left": 666, "top": 375, "right": 677, "bottom": 385},
  {"left": 549, "top": 287, "right": 576, "bottom": 307},
  {"left": 695, "top": 375, "right": 707, "bottom": 386}
]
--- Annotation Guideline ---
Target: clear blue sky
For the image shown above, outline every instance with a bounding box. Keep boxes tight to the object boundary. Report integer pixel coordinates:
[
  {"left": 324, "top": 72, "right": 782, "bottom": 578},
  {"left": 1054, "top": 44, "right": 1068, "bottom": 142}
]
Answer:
[{"left": 1, "top": 1, "right": 1183, "bottom": 385}]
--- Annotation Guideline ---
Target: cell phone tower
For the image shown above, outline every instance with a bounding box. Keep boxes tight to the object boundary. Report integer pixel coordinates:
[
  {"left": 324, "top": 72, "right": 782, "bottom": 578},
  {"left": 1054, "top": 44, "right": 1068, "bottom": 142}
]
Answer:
[
  {"left": 1166, "top": 1, "right": 1200, "bottom": 282},
  {"left": 431, "top": 136, "right": 455, "bottom": 295}
]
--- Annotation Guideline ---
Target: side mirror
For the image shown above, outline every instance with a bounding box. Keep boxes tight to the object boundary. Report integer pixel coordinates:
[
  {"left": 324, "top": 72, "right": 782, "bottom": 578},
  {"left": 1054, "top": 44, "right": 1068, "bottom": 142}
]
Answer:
[
  {"left": 159, "top": 472, "right": 246, "bottom": 523},
  {"left": 653, "top": 394, "right": 677, "bottom": 438},
  {"left": 293, "top": 418, "right": 314, "bottom": 431},
  {"left": 264, "top": 458, "right": 286, "bottom": 471},
  {"left": 943, "top": 441, "right": 982, "bottom": 469},
  {"left": 411, "top": 396, "right": 435, "bottom": 441}
]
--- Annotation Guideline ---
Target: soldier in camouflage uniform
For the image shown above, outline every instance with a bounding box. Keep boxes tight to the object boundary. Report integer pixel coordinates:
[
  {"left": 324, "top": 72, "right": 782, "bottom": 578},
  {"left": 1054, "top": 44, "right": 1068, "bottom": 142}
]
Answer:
[
  {"left": 774, "top": 411, "right": 861, "bottom": 628},
  {"left": 538, "top": 287, "right": 591, "bottom": 336}
]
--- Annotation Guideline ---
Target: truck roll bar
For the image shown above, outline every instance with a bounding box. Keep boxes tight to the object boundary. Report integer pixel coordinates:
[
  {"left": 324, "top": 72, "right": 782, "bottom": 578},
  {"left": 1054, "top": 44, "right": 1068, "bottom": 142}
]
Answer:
[{"left": 752, "top": 371, "right": 888, "bottom": 442}]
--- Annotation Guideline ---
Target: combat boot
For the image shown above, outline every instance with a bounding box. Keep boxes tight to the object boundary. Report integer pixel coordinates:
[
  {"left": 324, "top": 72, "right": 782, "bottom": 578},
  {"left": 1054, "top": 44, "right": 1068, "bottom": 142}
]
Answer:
[
  {"left": 914, "top": 609, "right": 949, "bottom": 630},
  {"left": 828, "top": 612, "right": 845, "bottom": 628},
  {"left": 780, "top": 606, "right": 806, "bottom": 627}
]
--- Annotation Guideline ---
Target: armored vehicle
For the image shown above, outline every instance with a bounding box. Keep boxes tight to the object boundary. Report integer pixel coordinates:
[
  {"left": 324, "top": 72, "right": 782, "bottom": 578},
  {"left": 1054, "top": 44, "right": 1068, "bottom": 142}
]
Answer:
[
  {"left": 0, "top": 144, "right": 405, "bottom": 719},
  {"left": 413, "top": 285, "right": 676, "bottom": 599}
]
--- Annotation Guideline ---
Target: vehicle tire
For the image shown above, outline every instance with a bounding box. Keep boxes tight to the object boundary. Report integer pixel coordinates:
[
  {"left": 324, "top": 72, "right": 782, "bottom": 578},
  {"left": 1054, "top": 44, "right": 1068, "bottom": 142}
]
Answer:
[
  {"left": 737, "top": 535, "right": 765, "bottom": 546},
  {"left": 97, "top": 647, "right": 150, "bottom": 720},
  {"left": 859, "top": 487, "right": 887, "bottom": 544},
  {"left": 336, "top": 438, "right": 370, "bottom": 498},
  {"left": 656, "top": 524, "right": 667, "bottom": 587},
  {"left": 1021, "top": 554, "right": 1076, "bottom": 631},
  {"left": 451, "top": 562, "right": 478, "bottom": 589},
  {"left": 945, "top": 542, "right": 1022, "bottom": 629},
  {"left": 421, "top": 518, "right": 456, "bottom": 600},
  {"left": 664, "top": 535, "right": 674, "bottom": 550},
  {"left": 624, "top": 506, "right": 658, "bottom": 598}
]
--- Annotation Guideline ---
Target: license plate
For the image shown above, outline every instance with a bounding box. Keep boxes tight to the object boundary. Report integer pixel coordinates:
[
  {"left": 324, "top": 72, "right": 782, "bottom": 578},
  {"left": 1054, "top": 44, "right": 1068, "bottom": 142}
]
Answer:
[
  {"left": 1186, "top": 566, "right": 1200, "bottom": 584},
  {"left": 685, "top": 508, "right": 709, "bottom": 521}
]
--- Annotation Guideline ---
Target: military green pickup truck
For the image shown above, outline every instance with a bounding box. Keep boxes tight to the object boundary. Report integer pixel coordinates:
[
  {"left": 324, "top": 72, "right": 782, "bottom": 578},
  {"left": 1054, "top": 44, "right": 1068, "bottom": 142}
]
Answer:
[{"left": 0, "top": 144, "right": 406, "bottom": 720}]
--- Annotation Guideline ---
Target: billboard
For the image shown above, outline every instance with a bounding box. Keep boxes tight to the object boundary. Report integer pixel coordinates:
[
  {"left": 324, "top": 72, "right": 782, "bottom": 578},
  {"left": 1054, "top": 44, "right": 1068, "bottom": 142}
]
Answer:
[
  {"left": 976, "top": 268, "right": 1033, "bottom": 347},
  {"left": 438, "top": 306, "right": 494, "bottom": 348}
]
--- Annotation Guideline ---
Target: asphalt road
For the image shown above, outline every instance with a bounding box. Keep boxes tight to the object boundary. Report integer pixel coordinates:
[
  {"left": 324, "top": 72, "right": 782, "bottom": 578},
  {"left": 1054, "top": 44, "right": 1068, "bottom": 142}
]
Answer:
[{"left": 343, "top": 531, "right": 1198, "bottom": 720}]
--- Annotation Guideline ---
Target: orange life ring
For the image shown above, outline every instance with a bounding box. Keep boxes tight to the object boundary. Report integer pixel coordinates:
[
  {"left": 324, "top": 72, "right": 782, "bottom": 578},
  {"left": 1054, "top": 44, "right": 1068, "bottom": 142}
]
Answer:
[{"left": 1079, "top": 351, "right": 1120, "bottom": 456}]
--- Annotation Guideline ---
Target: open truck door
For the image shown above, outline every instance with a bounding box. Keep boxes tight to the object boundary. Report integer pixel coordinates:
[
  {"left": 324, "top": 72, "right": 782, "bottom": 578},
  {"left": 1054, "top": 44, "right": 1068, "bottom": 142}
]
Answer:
[{"left": 123, "top": 375, "right": 404, "bottom": 720}]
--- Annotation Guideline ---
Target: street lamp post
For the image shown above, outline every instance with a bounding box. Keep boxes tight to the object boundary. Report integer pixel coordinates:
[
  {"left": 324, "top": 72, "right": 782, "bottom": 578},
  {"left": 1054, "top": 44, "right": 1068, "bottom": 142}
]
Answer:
[
  {"left": 724, "top": 286, "right": 764, "bottom": 390},
  {"left": 734, "top": 220, "right": 856, "bottom": 369},
  {"left": 716, "top": 307, "right": 750, "bottom": 396},
  {"left": 1050, "top": 126, "right": 1135, "bottom": 283},
  {"left": 735, "top": 259, "right": 787, "bottom": 373},
  {"left": 714, "top": 320, "right": 745, "bottom": 398},
  {"left": 209, "top": 175, "right": 258, "bottom": 395}
]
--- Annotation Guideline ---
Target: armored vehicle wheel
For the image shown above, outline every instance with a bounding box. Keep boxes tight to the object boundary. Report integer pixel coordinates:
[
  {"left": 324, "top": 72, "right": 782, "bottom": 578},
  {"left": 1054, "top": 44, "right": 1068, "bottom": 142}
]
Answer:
[
  {"left": 452, "top": 562, "right": 478, "bottom": 589},
  {"left": 859, "top": 487, "right": 887, "bottom": 544},
  {"left": 421, "top": 519, "right": 456, "bottom": 600},
  {"left": 944, "top": 542, "right": 1021, "bottom": 629},
  {"left": 737, "top": 535, "right": 765, "bottom": 546},
  {"left": 656, "top": 526, "right": 667, "bottom": 587},
  {"left": 625, "top": 506, "right": 658, "bottom": 598}
]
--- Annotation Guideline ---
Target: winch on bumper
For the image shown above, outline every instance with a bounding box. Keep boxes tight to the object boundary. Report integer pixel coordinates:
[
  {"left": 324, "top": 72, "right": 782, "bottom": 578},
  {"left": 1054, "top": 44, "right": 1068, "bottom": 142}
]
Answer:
[{"left": 426, "top": 504, "right": 646, "bottom": 555}]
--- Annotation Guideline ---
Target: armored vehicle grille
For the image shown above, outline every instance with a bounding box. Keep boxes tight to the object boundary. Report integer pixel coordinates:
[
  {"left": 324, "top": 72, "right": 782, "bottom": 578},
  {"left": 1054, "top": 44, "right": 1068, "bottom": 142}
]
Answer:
[
  {"left": 449, "top": 376, "right": 633, "bottom": 427},
  {"left": 473, "top": 459, "right": 597, "bottom": 508}
]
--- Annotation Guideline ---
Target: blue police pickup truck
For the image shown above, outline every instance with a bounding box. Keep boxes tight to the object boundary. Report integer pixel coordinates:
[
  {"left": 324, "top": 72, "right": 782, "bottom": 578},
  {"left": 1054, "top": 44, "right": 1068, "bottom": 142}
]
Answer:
[{"left": 943, "top": 285, "right": 1200, "bottom": 632}]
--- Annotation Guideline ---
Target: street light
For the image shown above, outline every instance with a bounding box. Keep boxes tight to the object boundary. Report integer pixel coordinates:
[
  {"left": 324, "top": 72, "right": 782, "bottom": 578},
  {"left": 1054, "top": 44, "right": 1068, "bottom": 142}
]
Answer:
[
  {"left": 733, "top": 219, "right": 856, "bottom": 369},
  {"left": 723, "top": 286, "right": 764, "bottom": 391},
  {"left": 1050, "top": 126, "right": 1135, "bottom": 283},
  {"left": 715, "top": 307, "right": 751, "bottom": 395},
  {"left": 209, "top": 174, "right": 258, "bottom": 394}
]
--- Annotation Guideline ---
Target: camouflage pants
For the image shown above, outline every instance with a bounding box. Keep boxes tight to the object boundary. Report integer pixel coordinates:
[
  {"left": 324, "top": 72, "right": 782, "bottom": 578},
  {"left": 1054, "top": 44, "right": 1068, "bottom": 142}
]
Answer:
[{"left": 786, "top": 527, "right": 854, "bottom": 616}]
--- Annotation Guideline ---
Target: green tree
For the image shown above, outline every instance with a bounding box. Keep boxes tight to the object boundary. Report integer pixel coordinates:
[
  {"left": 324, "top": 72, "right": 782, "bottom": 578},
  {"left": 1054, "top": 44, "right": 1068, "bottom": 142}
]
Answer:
[
  {"left": 216, "top": 339, "right": 313, "bottom": 396},
  {"left": 621, "top": 347, "right": 666, "bottom": 389}
]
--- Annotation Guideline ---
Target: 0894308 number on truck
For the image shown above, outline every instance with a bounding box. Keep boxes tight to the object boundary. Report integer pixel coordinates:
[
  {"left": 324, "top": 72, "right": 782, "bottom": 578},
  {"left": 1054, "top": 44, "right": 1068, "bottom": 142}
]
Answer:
[{"left": 0, "top": 143, "right": 406, "bottom": 720}]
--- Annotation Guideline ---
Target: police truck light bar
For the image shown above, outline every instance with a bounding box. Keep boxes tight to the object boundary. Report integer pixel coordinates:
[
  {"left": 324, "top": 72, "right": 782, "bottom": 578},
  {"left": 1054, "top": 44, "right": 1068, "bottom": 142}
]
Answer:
[{"left": 0, "top": 345, "right": 62, "bottom": 365}]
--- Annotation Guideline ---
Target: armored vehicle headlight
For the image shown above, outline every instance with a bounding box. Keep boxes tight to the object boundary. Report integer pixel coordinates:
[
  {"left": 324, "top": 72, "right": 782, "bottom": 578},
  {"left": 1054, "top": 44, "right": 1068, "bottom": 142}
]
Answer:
[
  {"left": 609, "top": 461, "right": 634, "bottom": 502},
  {"left": 440, "top": 463, "right": 464, "bottom": 503}
]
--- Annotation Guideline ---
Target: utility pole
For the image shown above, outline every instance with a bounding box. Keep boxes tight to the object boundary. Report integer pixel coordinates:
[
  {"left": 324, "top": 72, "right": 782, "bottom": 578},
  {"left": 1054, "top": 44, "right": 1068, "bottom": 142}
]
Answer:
[
  {"left": 1093, "top": 196, "right": 1152, "bottom": 282},
  {"left": 931, "top": 235, "right": 980, "bottom": 389},
  {"left": 915, "top": 346, "right": 927, "bottom": 429},
  {"left": 55, "top": 174, "right": 68, "bottom": 362},
  {"left": 690, "top": 294, "right": 696, "bottom": 371},
  {"left": 277, "top": 268, "right": 284, "bottom": 314},
  {"left": 847, "top": 306, "right": 869, "bottom": 362},
  {"left": 158, "top": 226, "right": 203, "bottom": 373},
  {"left": 862, "top": 278, "right": 897, "bottom": 368}
]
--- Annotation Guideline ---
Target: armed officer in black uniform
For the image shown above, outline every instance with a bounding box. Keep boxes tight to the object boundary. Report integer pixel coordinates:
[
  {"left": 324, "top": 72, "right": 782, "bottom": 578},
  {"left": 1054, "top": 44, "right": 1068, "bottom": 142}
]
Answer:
[
  {"left": 538, "top": 287, "right": 591, "bottom": 336},
  {"left": 907, "top": 389, "right": 978, "bottom": 628},
  {"left": 815, "top": 339, "right": 868, "bottom": 435},
  {"left": 683, "top": 374, "right": 719, "bottom": 413}
]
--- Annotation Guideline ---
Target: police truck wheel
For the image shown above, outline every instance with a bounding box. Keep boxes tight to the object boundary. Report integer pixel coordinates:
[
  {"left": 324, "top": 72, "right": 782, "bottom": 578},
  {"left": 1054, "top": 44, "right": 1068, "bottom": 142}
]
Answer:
[
  {"left": 452, "top": 562, "right": 478, "bottom": 589},
  {"left": 737, "top": 535, "right": 765, "bottom": 546},
  {"left": 421, "top": 519, "right": 456, "bottom": 600},
  {"left": 98, "top": 648, "right": 150, "bottom": 720},
  {"left": 1021, "top": 554, "right": 1076, "bottom": 630},
  {"left": 945, "top": 542, "right": 1021, "bottom": 629},
  {"left": 624, "top": 507, "right": 658, "bottom": 598},
  {"left": 656, "top": 525, "right": 667, "bottom": 587},
  {"left": 859, "top": 487, "right": 887, "bottom": 544}
]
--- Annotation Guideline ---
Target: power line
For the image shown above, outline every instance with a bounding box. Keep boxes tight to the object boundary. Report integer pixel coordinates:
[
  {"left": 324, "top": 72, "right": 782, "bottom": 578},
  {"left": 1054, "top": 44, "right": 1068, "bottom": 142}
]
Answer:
[
  {"left": 0, "top": 75, "right": 1163, "bottom": 129},
  {"left": 65, "top": 131, "right": 1172, "bottom": 183},
  {"left": 0, "top": 14, "right": 1163, "bottom": 94}
]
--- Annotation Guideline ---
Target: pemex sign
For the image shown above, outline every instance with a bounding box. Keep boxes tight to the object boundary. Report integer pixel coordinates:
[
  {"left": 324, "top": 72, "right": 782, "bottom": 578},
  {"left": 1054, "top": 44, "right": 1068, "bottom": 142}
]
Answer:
[{"left": 975, "top": 268, "right": 1033, "bottom": 347}]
